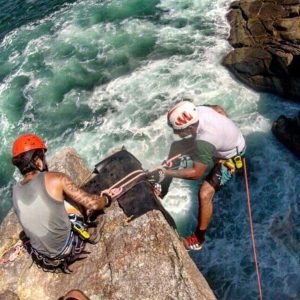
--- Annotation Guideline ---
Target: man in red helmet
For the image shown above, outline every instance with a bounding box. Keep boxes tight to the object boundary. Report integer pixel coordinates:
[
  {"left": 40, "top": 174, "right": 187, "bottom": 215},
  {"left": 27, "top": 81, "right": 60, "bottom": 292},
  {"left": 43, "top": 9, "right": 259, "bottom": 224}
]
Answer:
[
  {"left": 11, "top": 133, "right": 109, "bottom": 270},
  {"left": 151, "top": 101, "right": 246, "bottom": 251}
]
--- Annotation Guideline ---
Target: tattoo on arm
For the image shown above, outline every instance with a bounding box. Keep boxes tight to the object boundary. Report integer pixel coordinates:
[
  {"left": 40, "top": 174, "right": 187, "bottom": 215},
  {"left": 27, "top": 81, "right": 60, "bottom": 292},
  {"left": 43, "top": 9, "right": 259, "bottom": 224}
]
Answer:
[{"left": 60, "top": 174, "right": 106, "bottom": 211}]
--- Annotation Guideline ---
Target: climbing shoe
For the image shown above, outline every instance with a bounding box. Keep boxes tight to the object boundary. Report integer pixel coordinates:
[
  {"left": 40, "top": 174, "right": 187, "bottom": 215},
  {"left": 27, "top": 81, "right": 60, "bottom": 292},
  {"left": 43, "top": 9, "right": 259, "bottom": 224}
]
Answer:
[{"left": 183, "top": 234, "right": 204, "bottom": 251}]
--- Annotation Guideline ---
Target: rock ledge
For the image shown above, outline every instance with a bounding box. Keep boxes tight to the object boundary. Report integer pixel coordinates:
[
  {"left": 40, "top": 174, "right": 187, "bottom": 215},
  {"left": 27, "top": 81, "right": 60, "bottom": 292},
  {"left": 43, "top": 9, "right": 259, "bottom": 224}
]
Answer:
[
  {"left": 0, "top": 148, "right": 216, "bottom": 300},
  {"left": 223, "top": 0, "right": 300, "bottom": 101}
]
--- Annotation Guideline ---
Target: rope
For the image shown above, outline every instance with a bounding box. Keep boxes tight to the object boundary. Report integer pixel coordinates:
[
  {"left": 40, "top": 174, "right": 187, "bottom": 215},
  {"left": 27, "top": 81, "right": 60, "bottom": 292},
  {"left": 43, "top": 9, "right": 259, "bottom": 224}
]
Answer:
[
  {"left": 109, "top": 170, "right": 144, "bottom": 190},
  {"left": 100, "top": 146, "right": 195, "bottom": 200},
  {"left": 243, "top": 157, "right": 263, "bottom": 300},
  {"left": 101, "top": 170, "right": 145, "bottom": 200},
  {"left": 150, "top": 146, "right": 195, "bottom": 172},
  {"left": 0, "top": 240, "right": 25, "bottom": 264}
]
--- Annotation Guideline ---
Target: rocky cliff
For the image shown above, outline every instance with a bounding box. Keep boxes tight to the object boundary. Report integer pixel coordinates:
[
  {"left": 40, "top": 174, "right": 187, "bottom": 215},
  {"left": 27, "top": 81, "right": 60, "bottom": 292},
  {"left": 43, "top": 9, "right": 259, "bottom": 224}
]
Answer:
[
  {"left": 0, "top": 148, "right": 216, "bottom": 300},
  {"left": 223, "top": 0, "right": 300, "bottom": 101}
]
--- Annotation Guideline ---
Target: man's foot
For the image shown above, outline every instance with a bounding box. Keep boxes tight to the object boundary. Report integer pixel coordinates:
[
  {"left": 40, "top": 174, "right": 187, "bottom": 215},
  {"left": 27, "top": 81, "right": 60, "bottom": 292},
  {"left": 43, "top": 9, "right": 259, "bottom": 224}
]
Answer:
[{"left": 183, "top": 234, "right": 204, "bottom": 251}]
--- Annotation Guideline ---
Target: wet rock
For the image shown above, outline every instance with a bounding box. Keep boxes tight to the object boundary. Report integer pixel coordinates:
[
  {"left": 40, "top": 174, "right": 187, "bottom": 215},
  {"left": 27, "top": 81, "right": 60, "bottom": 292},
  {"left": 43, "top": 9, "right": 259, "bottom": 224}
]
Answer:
[
  {"left": 272, "top": 111, "right": 300, "bottom": 157},
  {"left": 0, "top": 148, "right": 216, "bottom": 300},
  {"left": 223, "top": 0, "right": 300, "bottom": 101}
]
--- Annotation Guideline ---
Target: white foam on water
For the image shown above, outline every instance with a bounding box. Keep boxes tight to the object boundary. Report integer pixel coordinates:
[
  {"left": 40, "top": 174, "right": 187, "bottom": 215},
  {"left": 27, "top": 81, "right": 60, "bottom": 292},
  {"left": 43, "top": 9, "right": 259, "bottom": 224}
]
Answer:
[{"left": 1, "top": 0, "right": 300, "bottom": 298}]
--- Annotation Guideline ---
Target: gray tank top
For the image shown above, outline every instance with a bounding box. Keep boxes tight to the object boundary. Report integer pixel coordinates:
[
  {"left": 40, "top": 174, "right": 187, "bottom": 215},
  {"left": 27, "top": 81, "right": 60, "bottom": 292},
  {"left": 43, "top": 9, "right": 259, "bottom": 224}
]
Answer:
[{"left": 13, "top": 172, "right": 71, "bottom": 257}]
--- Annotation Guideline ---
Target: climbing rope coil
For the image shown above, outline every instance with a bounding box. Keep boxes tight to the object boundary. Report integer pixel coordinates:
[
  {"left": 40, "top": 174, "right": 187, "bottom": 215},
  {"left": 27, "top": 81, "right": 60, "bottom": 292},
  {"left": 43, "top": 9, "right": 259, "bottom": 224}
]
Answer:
[{"left": 0, "top": 240, "right": 26, "bottom": 264}]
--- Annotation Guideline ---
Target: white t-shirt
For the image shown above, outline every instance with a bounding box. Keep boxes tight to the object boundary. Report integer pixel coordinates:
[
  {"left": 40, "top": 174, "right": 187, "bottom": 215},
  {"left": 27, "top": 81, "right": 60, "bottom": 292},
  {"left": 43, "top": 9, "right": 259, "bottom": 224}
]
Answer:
[{"left": 195, "top": 106, "right": 245, "bottom": 159}]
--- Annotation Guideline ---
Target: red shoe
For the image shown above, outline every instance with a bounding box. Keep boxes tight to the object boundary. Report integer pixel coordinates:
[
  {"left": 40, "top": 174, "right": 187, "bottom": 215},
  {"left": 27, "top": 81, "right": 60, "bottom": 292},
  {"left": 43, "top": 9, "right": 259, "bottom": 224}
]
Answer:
[{"left": 183, "top": 234, "right": 204, "bottom": 251}]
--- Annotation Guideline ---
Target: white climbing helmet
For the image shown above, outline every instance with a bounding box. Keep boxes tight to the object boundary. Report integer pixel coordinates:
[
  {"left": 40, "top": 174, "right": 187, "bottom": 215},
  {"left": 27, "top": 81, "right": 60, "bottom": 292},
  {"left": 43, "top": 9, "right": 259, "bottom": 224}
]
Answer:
[{"left": 167, "top": 101, "right": 199, "bottom": 130}]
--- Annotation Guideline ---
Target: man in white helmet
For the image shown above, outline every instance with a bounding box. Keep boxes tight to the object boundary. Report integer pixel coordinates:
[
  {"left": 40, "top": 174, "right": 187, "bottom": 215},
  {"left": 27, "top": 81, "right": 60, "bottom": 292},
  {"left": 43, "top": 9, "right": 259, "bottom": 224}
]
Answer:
[{"left": 153, "top": 100, "right": 246, "bottom": 251}]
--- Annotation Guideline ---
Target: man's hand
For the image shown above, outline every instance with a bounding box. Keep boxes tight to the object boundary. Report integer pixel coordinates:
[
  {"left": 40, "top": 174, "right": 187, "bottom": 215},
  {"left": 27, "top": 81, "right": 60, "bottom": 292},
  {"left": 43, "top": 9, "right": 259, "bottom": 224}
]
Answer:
[
  {"left": 146, "top": 168, "right": 166, "bottom": 183},
  {"left": 159, "top": 160, "right": 208, "bottom": 180},
  {"left": 102, "top": 193, "right": 112, "bottom": 207},
  {"left": 86, "top": 194, "right": 110, "bottom": 216},
  {"left": 86, "top": 193, "right": 111, "bottom": 221}
]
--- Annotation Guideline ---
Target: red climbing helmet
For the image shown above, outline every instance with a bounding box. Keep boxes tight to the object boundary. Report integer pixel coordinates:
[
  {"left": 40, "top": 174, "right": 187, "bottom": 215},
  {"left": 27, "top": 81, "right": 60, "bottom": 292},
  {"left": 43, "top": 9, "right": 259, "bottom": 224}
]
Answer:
[{"left": 12, "top": 134, "right": 47, "bottom": 158}]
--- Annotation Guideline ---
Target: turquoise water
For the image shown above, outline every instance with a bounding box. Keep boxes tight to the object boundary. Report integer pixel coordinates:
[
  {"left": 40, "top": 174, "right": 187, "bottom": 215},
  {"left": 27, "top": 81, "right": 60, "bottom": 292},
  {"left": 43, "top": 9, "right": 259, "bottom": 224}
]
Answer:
[{"left": 1, "top": 0, "right": 300, "bottom": 298}]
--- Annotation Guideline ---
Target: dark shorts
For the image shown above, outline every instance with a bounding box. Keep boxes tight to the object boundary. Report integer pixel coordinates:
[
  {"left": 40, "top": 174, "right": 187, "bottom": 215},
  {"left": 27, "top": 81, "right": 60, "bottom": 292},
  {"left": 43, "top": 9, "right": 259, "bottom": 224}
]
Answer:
[
  {"left": 206, "top": 149, "right": 246, "bottom": 191},
  {"left": 205, "top": 162, "right": 234, "bottom": 191}
]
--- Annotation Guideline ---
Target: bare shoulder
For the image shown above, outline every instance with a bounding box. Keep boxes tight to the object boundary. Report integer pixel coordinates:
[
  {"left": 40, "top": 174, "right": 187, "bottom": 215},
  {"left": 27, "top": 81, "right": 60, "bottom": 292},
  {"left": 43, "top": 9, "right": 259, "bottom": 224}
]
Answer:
[
  {"left": 44, "top": 172, "right": 67, "bottom": 201},
  {"left": 44, "top": 172, "right": 68, "bottom": 187}
]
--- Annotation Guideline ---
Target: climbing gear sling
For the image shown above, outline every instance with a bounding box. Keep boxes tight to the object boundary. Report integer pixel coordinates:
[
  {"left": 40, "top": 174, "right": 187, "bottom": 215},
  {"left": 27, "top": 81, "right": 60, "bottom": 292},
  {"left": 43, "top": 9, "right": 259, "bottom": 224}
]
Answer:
[
  {"left": 21, "top": 215, "right": 96, "bottom": 273},
  {"left": 24, "top": 231, "right": 86, "bottom": 273},
  {"left": 219, "top": 147, "right": 245, "bottom": 174}
]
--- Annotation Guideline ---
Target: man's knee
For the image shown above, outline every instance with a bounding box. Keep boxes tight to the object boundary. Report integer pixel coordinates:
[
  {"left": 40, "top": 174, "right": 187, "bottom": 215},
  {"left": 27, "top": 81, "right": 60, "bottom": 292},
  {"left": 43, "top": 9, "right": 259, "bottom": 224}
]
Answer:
[{"left": 199, "top": 182, "right": 215, "bottom": 202}]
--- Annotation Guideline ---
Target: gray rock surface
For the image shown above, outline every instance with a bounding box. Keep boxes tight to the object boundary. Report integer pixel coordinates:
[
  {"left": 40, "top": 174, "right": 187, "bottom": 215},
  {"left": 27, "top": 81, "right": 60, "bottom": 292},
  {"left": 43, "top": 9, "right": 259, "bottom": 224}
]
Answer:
[
  {"left": 0, "top": 148, "right": 216, "bottom": 300},
  {"left": 223, "top": 0, "right": 300, "bottom": 100}
]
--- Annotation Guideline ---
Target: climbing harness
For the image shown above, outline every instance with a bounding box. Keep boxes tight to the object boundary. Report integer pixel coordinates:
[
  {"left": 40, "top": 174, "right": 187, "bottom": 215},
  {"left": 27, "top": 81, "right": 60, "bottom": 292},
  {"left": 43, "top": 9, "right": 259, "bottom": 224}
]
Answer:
[
  {"left": 219, "top": 146, "right": 245, "bottom": 174},
  {"left": 219, "top": 155, "right": 243, "bottom": 174},
  {"left": 219, "top": 158, "right": 236, "bottom": 173},
  {"left": 69, "top": 214, "right": 91, "bottom": 240},
  {"left": 234, "top": 147, "right": 244, "bottom": 170},
  {"left": 234, "top": 154, "right": 243, "bottom": 169},
  {"left": 72, "top": 223, "right": 90, "bottom": 240},
  {"left": 0, "top": 215, "right": 94, "bottom": 273},
  {"left": 243, "top": 157, "right": 263, "bottom": 300},
  {"left": 25, "top": 231, "right": 86, "bottom": 273}
]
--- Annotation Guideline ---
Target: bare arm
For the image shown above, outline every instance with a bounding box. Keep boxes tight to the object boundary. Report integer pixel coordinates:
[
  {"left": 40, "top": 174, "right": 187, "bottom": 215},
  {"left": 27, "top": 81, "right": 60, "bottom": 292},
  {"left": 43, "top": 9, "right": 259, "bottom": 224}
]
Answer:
[
  {"left": 60, "top": 173, "right": 107, "bottom": 211},
  {"left": 164, "top": 161, "right": 208, "bottom": 180}
]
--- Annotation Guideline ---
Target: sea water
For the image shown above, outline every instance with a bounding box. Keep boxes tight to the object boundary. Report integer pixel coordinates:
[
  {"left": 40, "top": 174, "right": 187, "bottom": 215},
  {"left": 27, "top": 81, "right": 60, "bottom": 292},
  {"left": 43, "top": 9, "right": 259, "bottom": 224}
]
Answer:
[{"left": 0, "top": 0, "right": 300, "bottom": 298}]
